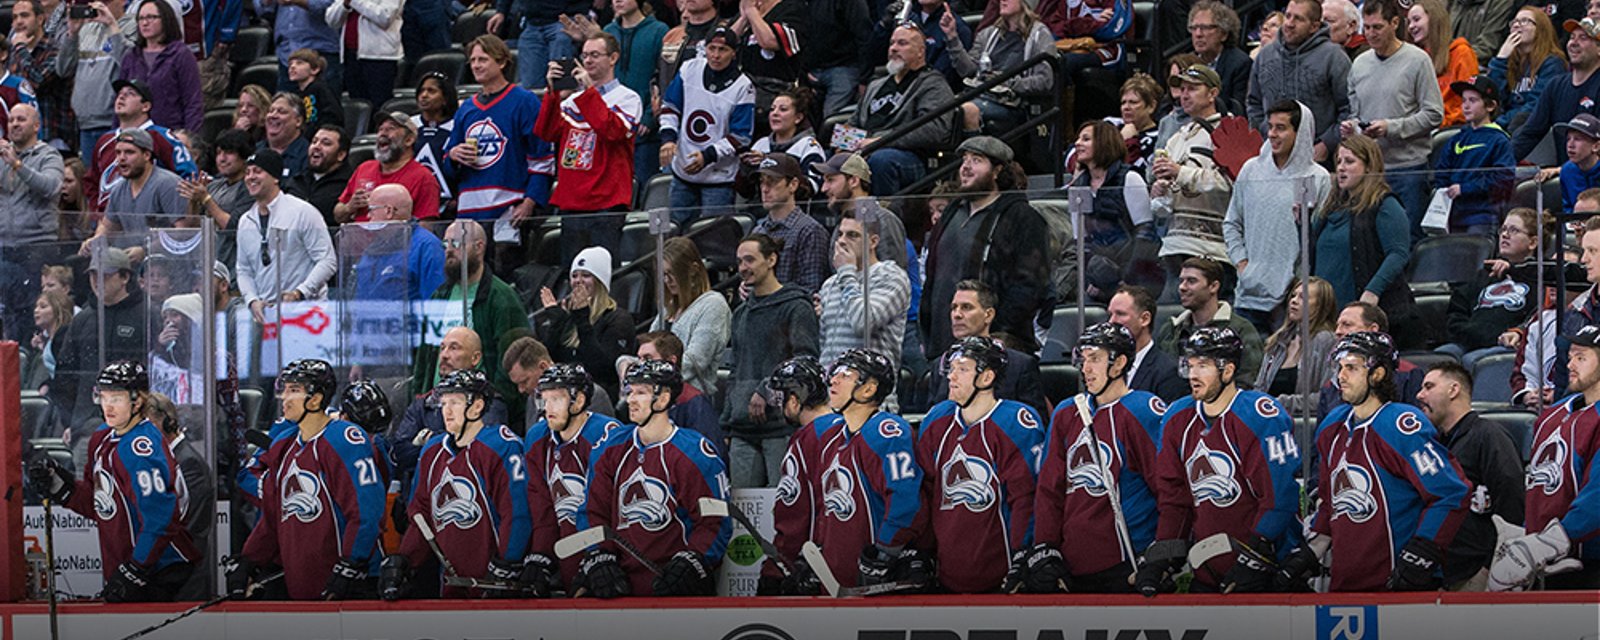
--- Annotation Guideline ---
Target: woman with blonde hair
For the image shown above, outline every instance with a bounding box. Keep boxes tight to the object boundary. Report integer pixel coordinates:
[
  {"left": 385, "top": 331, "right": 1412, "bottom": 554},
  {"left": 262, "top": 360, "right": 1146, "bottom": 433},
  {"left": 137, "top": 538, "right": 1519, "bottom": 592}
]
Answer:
[
  {"left": 22, "top": 289, "right": 72, "bottom": 392},
  {"left": 1255, "top": 277, "right": 1338, "bottom": 407},
  {"left": 1487, "top": 6, "right": 1567, "bottom": 131},
  {"left": 1406, "top": 0, "right": 1479, "bottom": 127},
  {"left": 232, "top": 84, "right": 273, "bottom": 145},
  {"left": 651, "top": 237, "right": 730, "bottom": 396},
  {"left": 948, "top": 0, "right": 1058, "bottom": 135},
  {"left": 1315, "top": 134, "right": 1418, "bottom": 344},
  {"left": 537, "top": 246, "right": 636, "bottom": 399}
]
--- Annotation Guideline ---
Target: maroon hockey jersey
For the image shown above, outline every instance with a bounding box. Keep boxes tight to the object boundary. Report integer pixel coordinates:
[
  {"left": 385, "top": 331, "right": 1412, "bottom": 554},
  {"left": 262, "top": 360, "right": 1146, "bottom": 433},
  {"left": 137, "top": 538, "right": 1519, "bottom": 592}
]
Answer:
[
  {"left": 66, "top": 420, "right": 197, "bottom": 579},
  {"left": 768, "top": 413, "right": 847, "bottom": 580},
  {"left": 399, "top": 426, "right": 531, "bottom": 596},
  {"left": 524, "top": 411, "right": 626, "bottom": 585}
]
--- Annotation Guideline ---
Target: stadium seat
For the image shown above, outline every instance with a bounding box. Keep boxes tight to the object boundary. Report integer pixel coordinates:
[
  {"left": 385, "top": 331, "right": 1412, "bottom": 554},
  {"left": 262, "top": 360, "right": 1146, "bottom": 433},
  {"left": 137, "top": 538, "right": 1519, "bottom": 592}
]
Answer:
[
  {"left": 617, "top": 221, "right": 678, "bottom": 265},
  {"left": 1406, "top": 234, "right": 1494, "bottom": 294},
  {"left": 234, "top": 62, "right": 279, "bottom": 95},
  {"left": 348, "top": 144, "right": 376, "bottom": 168},
  {"left": 1154, "top": 303, "right": 1183, "bottom": 333},
  {"left": 1513, "top": 176, "right": 1563, "bottom": 211},
  {"left": 1470, "top": 352, "right": 1516, "bottom": 404},
  {"left": 1026, "top": 174, "right": 1060, "bottom": 193},
  {"left": 452, "top": 10, "right": 497, "bottom": 44},
  {"left": 409, "top": 51, "right": 469, "bottom": 87},
  {"left": 1399, "top": 349, "right": 1457, "bottom": 373},
  {"left": 229, "top": 27, "right": 273, "bottom": 69},
  {"left": 1478, "top": 409, "right": 1536, "bottom": 463},
  {"left": 343, "top": 98, "right": 374, "bottom": 136},
  {"left": 611, "top": 268, "right": 653, "bottom": 323},
  {"left": 21, "top": 394, "right": 51, "bottom": 440},
  {"left": 1039, "top": 362, "right": 1083, "bottom": 406},
  {"left": 239, "top": 387, "right": 264, "bottom": 436},
  {"left": 200, "top": 108, "right": 235, "bottom": 146},
  {"left": 688, "top": 215, "right": 744, "bottom": 274},
  {"left": 1409, "top": 294, "right": 1452, "bottom": 349},
  {"left": 380, "top": 96, "right": 420, "bottom": 117},
  {"left": 1040, "top": 305, "right": 1110, "bottom": 363},
  {"left": 531, "top": 226, "right": 562, "bottom": 267},
  {"left": 638, "top": 172, "right": 672, "bottom": 211}
]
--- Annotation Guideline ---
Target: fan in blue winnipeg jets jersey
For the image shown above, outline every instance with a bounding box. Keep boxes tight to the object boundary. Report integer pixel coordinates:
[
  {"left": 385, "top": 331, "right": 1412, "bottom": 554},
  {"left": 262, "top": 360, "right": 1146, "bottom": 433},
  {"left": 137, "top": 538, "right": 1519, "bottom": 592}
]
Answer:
[
  {"left": 380, "top": 370, "right": 531, "bottom": 599},
  {"left": 763, "top": 356, "right": 847, "bottom": 595},
  {"left": 1139, "top": 327, "right": 1302, "bottom": 595},
  {"left": 577, "top": 360, "right": 730, "bottom": 598},
  {"left": 917, "top": 337, "right": 1044, "bottom": 593},
  {"left": 523, "top": 364, "right": 628, "bottom": 593},
  {"left": 1030, "top": 323, "right": 1167, "bottom": 593}
]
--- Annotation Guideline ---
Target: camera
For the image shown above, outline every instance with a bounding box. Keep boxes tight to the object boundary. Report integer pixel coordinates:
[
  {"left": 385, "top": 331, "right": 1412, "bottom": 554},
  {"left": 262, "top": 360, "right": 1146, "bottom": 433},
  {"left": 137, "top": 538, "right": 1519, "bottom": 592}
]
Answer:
[{"left": 69, "top": 3, "right": 97, "bottom": 19}]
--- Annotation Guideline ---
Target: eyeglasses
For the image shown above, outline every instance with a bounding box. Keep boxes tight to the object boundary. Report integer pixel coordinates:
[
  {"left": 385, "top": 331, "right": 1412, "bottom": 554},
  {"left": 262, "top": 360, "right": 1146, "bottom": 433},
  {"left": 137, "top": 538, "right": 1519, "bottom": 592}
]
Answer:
[
  {"left": 1511, "top": 17, "right": 1536, "bottom": 25},
  {"left": 1500, "top": 225, "right": 1532, "bottom": 237}
]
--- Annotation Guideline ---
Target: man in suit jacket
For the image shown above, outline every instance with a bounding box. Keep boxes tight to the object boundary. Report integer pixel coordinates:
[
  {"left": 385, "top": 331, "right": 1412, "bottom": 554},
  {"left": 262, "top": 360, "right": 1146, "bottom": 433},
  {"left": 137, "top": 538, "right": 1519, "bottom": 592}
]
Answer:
[
  {"left": 1108, "top": 284, "right": 1189, "bottom": 402},
  {"left": 929, "top": 279, "right": 1050, "bottom": 418}
]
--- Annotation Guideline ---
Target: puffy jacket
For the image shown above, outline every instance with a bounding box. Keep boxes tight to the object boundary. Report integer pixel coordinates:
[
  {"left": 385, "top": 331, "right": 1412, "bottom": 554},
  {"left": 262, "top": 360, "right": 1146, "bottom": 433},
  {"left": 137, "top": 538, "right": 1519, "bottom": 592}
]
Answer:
[{"left": 325, "top": 0, "right": 403, "bottom": 62}]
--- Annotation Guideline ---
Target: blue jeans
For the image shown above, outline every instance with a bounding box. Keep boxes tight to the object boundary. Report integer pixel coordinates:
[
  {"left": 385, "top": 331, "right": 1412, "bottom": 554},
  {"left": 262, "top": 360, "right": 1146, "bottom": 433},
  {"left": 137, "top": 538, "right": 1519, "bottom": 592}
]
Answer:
[
  {"left": 812, "top": 66, "right": 860, "bottom": 118},
  {"left": 402, "top": 0, "right": 451, "bottom": 58},
  {"left": 79, "top": 126, "right": 111, "bottom": 164},
  {"left": 865, "top": 147, "right": 925, "bottom": 197},
  {"left": 517, "top": 21, "right": 573, "bottom": 90},
  {"left": 633, "top": 133, "right": 661, "bottom": 189},
  {"left": 729, "top": 434, "right": 789, "bottom": 488},
  {"left": 1385, "top": 164, "right": 1430, "bottom": 242},
  {"left": 668, "top": 177, "right": 734, "bottom": 226}
]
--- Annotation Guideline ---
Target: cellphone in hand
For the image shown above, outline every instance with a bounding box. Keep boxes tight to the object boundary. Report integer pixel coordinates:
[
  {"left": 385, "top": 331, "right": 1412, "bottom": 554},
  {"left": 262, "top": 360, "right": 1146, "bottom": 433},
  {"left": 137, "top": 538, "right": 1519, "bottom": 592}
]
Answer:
[
  {"left": 68, "top": 1, "right": 96, "bottom": 19},
  {"left": 550, "top": 58, "right": 580, "bottom": 92}
]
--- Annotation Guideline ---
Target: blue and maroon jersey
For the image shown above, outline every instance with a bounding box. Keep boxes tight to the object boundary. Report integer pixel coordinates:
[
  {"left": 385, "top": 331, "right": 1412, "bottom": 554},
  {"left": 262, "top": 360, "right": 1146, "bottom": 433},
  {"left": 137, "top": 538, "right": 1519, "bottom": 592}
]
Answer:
[
  {"left": 1313, "top": 402, "right": 1471, "bottom": 591},
  {"left": 0, "top": 70, "right": 34, "bottom": 140},
  {"left": 66, "top": 420, "right": 197, "bottom": 579},
  {"left": 524, "top": 411, "right": 626, "bottom": 584},
  {"left": 236, "top": 418, "right": 299, "bottom": 506},
  {"left": 1036, "top": 391, "right": 1167, "bottom": 576},
  {"left": 241, "top": 420, "right": 388, "bottom": 600},
  {"left": 768, "top": 413, "right": 847, "bottom": 580},
  {"left": 916, "top": 399, "right": 1044, "bottom": 592},
  {"left": 810, "top": 411, "right": 925, "bottom": 589},
  {"left": 1525, "top": 394, "right": 1600, "bottom": 560},
  {"left": 400, "top": 424, "right": 531, "bottom": 595},
  {"left": 1155, "top": 390, "right": 1303, "bottom": 584},
  {"left": 581, "top": 424, "right": 731, "bottom": 594}
]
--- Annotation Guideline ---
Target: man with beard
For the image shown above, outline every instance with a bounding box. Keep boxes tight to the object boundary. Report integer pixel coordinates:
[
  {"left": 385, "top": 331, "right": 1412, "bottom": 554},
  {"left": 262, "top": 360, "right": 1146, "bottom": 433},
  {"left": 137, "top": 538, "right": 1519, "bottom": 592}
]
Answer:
[
  {"left": 257, "top": 92, "right": 311, "bottom": 177},
  {"left": 89, "top": 129, "right": 184, "bottom": 262},
  {"left": 286, "top": 124, "right": 353, "bottom": 226},
  {"left": 1247, "top": 0, "right": 1351, "bottom": 162},
  {"left": 847, "top": 24, "right": 957, "bottom": 197},
  {"left": 814, "top": 151, "right": 910, "bottom": 271},
  {"left": 83, "top": 79, "right": 197, "bottom": 210},
  {"left": 336, "top": 112, "right": 441, "bottom": 224},
  {"left": 234, "top": 149, "right": 336, "bottom": 326},
  {"left": 1155, "top": 257, "right": 1264, "bottom": 384},
  {"left": 920, "top": 135, "right": 1051, "bottom": 358}
]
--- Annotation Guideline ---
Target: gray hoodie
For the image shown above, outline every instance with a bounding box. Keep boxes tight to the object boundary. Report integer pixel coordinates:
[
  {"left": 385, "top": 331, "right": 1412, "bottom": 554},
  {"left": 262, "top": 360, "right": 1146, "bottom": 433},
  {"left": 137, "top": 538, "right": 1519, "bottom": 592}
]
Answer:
[
  {"left": 1223, "top": 101, "right": 1331, "bottom": 313},
  {"left": 851, "top": 65, "right": 957, "bottom": 154},
  {"left": 723, "top": 284, "right": 819, "bottom": 438},
  {"left": 0, "top": 141, "right": 64, "bottom": 246},
  {"left": 56, "top": 17, "right": 134, "bottom": 131},
  {"left": 1247, "top": 26, "right": 1352, "bottom": 151}
]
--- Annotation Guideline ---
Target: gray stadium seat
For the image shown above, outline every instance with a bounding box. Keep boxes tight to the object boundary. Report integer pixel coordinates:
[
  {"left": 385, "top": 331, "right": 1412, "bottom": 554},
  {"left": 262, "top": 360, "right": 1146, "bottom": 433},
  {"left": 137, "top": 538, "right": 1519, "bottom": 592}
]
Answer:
[
  {"left": 1040, "top": 305, "right": 1110, "bottom": 363},
  {"left": 1039, "top": 362, "right": 1083, "bottom": 406},
  {"left": 1470, "top": 353, "right": 1516, "bottom": 404},
  {"left": 1478, "top": 409, "right": 1536, "bottom": 463}
]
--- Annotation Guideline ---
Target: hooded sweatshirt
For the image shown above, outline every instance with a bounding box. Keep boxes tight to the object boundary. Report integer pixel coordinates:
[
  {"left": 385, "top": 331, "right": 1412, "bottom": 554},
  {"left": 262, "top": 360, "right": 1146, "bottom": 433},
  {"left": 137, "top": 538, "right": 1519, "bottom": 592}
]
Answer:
[
  {"left": 723, "top": 285, "right": 819, "bottom": 439},
  {"left": 1436, "top": 37, "right": 1482, "bottom": 128},
  {"left": 1223, "top": 101, "right": 1331, "bottom": 313},
  {"left": 1433, "top": 121, "right": 1514, "bottom": 228},
  {"left": 1247, "top": 26, "right": 1352, "bottom": 150}
]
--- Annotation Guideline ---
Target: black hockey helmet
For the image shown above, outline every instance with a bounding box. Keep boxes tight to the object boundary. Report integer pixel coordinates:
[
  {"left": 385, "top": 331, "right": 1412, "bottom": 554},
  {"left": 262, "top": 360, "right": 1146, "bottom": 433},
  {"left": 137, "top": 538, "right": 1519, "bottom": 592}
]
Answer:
[
  {"left": 1181, "top": 327, "right": 1244, "bottom": 366},
  {"left": 96, "top": 360, "right": 149, "bottom": 394},
  {"left": 340, "top": 380, "right": 393, "bottom": 432},
  {"left": 766, "top": 356, "right": 829, "bottom": 408},
  {"left": 626, "top": 358, "right": 684, "bottom": 403},
  {"left": 277, "top": 359, "right": 337, "bottom": 407},
  {"left": 538, "top": 363, "right": 594, "bottom": 399},
  {"left": 829, "top": 348, "right": 896, "bottom": 402},
  {"left": 1074, "top": 322, "right": 1137, "bottom": 365},
  {"left": 1330, "top": 331, "right": 1398, "bottom": 371},
  {"left": 944, "top": 336, "right": 1009, "bottom": 378},
  {"left": 433, "top": 369, "right": 495, "bottom": 404}
]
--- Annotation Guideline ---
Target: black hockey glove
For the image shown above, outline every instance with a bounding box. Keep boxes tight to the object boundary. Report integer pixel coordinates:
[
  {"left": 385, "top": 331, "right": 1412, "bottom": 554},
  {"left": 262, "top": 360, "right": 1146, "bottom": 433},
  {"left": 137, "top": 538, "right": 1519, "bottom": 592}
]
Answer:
[
  {"left": 578, "top": 550, "right": 631, "bottom": 599},
  {"left": 1220, "top": 537, "right": 1276, "bottom": 594},
  {"left": 1387, "top": 537, "right": 1443, "bottom": 591},
  {"left": 27, "top": 459, "right": 73, "bottom": 504},
  {"left": 322, "top": 558, "right": 368, "bottom": 600},
  {"left": 1133, "top": 539, "right": 1188, "bottom": 597},
  {"left": 103, "top": 562, "right": 151, "bottom": 603},
  {"left": 892, "top": 548, "right": 935, "bottom": 591},
  {"left": 483, "top": 555, "right": 523, "bottom": 598},
  {"left": 224, "top": 556, "right": 258, "bottom": 597},
  {"left": 653, "top": 550, "right": 712, "bottom": 596},
  {"left": 519, "top": 553, "right": 557, "bottom": 598},
  {"left": 858, "top": 545, "right": 895, "bottom": 586},
  {"left": 1273, "top": 545, "right": 1322, "bottom": 592},
  {"left": 378, "top": 555, "right": 409, "bottom": 601},
  {"left": 780, "top": 558, "right": 823, "bottom": 595},
  {"left": 1010, "top": 543, "right": 1068, "bottom": 593}
]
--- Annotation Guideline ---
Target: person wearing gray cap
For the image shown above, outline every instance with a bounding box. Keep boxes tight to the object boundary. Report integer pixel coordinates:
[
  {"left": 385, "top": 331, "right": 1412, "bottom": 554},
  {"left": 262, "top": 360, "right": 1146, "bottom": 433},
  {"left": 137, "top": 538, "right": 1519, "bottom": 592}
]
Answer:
[
  {"left": 49, "top": 246, "right": 149, "bottom": 459},
  {"left": 1554, "top": 114, "right": 1600, "bottom": 213},
  {"left": 921, "top": 135, "right": 1052, "bottom": 358},
  {"left": 334, "top": 112, "right": 441, "bottom": 224},
  {"left": 848, "top": 23, "right": 957, "bottom": 197},
  {"left": 83, "top": 127, "right": 185, "bottom": 262}
]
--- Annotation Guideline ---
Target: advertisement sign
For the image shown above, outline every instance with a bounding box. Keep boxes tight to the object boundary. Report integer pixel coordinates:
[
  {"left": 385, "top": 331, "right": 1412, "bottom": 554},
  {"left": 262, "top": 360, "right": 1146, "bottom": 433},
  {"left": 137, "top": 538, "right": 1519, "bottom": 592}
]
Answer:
[
  {"left": 717, "top": 488, "right": 776, "bottom": 597},
  {"left": 22, "top": 503, "right": 232, "bottom": 600}
]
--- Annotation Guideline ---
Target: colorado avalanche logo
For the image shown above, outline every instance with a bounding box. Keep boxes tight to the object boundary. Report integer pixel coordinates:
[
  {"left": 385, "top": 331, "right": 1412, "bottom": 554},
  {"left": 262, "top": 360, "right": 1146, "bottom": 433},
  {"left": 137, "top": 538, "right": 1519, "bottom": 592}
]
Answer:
[
  {"left": 776, "top": 451, "right": 802, "bottom": 507},
  {"left": 1397, "top": 412, "right": 1423, "bottom": 435},
  {"left": 1478, "top": 281, "right": 1529, "bottom": 312},
  {"left": 617, "top": 468, "right": 673, "bottom": 532},
  {"left": 1255, "top": 397, "right": 1280, "bottom": 418},
  {"left": 280, "top": 462, "right": 325, "bottom": 523},
  {"left": 548, "top": 467, "right": 587, "bottom": 524},
  {"left": 940, "top": 447, "right": 997, "bottom": 512},
  {"left": 1066, "top": 428, "right": 1114, "bottom": 497},
  {"left": 821, "top": 457, "right": 857, "bottom": 521},
  {"left": 1017, "top": 408, "right": 1040, "bottom": 430},
  {"left": 684, "top": 110, "right": 718, "bottom": 145},
  {"left": 345, "top": 426, "right": 368, "bottom": 445},
  {"left": 462, "top": 120, "right": 507, "bottom": 168},
  {"left": 878, "top": 419, "right": 904, "bottom": 438},
  {"left": 1185, "top": 442, "right": 1242, "bottom": 507},
  {"left": 93, "top": 468, "right": 118, "bottom": 519},
  {"left": 431, "top": 470, "right": 483, "bottom": 529},
  {"left": 130, "top": 436, "right": 155, "bottom": 457},
  {"left": 1527, "top": 430, "right": 1569, "bottom": 496},
  {"left": 700, "top": 439, "right": 719, "bottom": 459},
  {"left": 1150, "top": 397, "right": 1168, "bottom": 414},
  {"left": 1331, "top": 457, "right": 1379, "bottom": 523}
]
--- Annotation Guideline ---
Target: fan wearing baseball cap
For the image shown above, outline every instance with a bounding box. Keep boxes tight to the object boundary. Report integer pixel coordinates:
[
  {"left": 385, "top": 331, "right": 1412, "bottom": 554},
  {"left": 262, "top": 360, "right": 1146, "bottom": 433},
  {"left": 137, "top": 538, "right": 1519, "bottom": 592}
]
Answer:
[
  {"left": 334, "top": 111, "right": 442, "bottom": 223},
  {"left": 1433, "top": 77, "right": 1513, "bottom": 235},
  {"left": 1555, "top": 113, "right": 1600, "bottom": 213},
  {"left": 1509, "top": 15, "right": 1600, "bottom": 163},
  {"left": 236, "top": 148, "right": 337, "bottom": 326},
  {"left": 1151, "top": 64, "right": 1234, "bottom": 273}
]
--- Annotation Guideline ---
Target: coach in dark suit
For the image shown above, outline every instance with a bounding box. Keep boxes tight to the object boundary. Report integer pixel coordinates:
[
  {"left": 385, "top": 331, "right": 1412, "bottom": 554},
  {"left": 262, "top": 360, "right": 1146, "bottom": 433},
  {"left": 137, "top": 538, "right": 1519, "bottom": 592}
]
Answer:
[
  {"left": 929, "top": 280, "right": 1050, "bottom": 418},
  {"left": 1109, "top": 285, "right": 1188, "bottom": 403}
]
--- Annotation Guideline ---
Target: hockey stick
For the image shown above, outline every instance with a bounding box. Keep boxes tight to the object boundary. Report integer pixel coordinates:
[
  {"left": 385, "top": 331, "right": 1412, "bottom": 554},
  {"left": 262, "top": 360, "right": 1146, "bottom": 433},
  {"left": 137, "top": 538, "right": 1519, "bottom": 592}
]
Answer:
[
  {"left": 1073, "top": 394, "right": 1137, "bottom": 570},
  {"left": 42, "top": 494, "right": 58, "bottom": 640},
  {"left": 799, "top": 541, "right": 924, "bottom": 597},
  {"left": 118, "top": 570, "right": 284, "bottom": 640},
  {"left": 699, "top": 498, "right": 794, "bottom": 577},
  {"left": 553, "top": 525, "right": 663, "bottom": 576},
  {"left": 409, "top": 513, "right": 520, "bottom": 591},
  {"left": 1186, "top": 533, "right": 1235, "bottom": 586}
]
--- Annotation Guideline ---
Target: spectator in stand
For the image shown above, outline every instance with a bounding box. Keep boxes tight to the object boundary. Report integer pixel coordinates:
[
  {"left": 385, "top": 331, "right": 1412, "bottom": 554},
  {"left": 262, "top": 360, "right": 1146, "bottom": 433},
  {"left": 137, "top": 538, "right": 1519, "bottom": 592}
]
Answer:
[
  {"left": 1323, "top": 0, "right": 1368, "bottom": 59},
  {"left": 9, "top": 0, "right": 71, "bottom": 149},
  {"left": 1254, "top": 276, "right": 1338, "bottom": 410},
  {"left": 922, "top": 136, "right": 1051, "bottom": 357},
  {"left": 849, "top": 24, "right": 957, "bottom": 197},
  {"left": 1051, "top": 0, "right": 1132, "bottom": 88},
  {"left": 1152, "top": 52, "right": 1201, "bottom": 150},
  {"left": 1553, "top": 114, "right": 1600, "bottom": 212},
  {"left": 817, "top": 206, "right": 910, "bottom": 373},
  {"left": 1449, "top": 0, "right": 1517, "bottom": 62},
  {"left": 536, "top": 32, "right": 641, "bottom": 271},
  {"left": 1439, "top": 207, "right": 1548, "bottom": 367},
  {"left": 562, "top": 0, "right": 665, "bottom": 184},
  {"left": 120, "top": 0, "right": 201, "bottom": 132},
  {"left": 651, "top": 237, "right": 730, "bottom": 397},
  {"left": 335, "top": 112, "right": 441, "bottom": 223},
  {"left": 1225, "top": 101, "right": 1331, "bottom": 333},
  {"left": 1432, "top": 77, "right": 1514, "bottom": 234},
  {"left": 731, "top": 0, "right": 805, "bottom": 120},
  {"left": 0, "top": 103, "right": 64, "bottom": 342},
  {"left": 323, "top": 0, "right": 403, "bottom": 111},
  {"left": 1114, "top": 73, "right": 1162, "bottom": 173},
  {"left": 724, "top": 233, "right": 818, "bottom": 488},
  {"left": 284, "top": 49, "right": 345, "bottom": 139},
  {"left": 1316, "top": 301, "right": 1425, "bottom": 419},
  {"left": 357, "top": 184, "right": 447, "bottom": 301},
  {"left": 660, "top": 27, "right": 753, "bottom": 226},
  {"left": 929, "top": 278, "right": 1047, "bottom": 416},
  {"left": 183, "top": 129, "right": 256, "bottom": 270},
  {"left": 232, "top": 84, "right": 272, "bottom": 145},
  {"left": 1314, "top": 135, "right": 1415, "bottom": 336},
  {"left": 1248, "top": 0, "right": 1351, "bottom": 164},
  {"left": 752, "top": 153, "right": 827, "bottom": 295},
  {"left": 1487, "top": 7, "right": 1566, "bottom": 133},
  {"left": 49, "top": 247, "right": 147, "bottom": 453},
  {"left": 535, "top": 246, "right": 635, "bottom": 400},
  {"left": 948, "top": 0, "right": 1056, "bottom": 138},
  {"left": 1406, "top": 0, "right": 1480, "bottom": 128},
  {"left": 893, "top": 0, "right": 973, "bottom": 89},
  {"left": 816, "top": 151, "right": 910, "bottom": 271},
  {"left": 742, "top": 85, "right": 826, "bottom": 194},
  {"left": 0, "top": 38, "right": 36, "bottom": 143},
  {"left": 410, "top": 72, "right": 457, "bottom": 217},
  {"left": 1152, "top": 64, "right": 1233, "bottom": 273},
  {"left": 88, "top": 129, "right": 185, "bottom": 259},
  {"left": 1068, "top": 120, "right": 1154, "bottom": 257},
  {"left": 22, "top": 290, "right": 70, "bottom": 394},
  {"left": 805, "top": 0, "right": 871, "bottom": 117},
  {"left": 1155, "top": 256, "right": 1265, "bottom": 383},
  {"left": 286, "top": 124, "right": 353, "bottom": 225},
  {"left": 85, "top": 79, "right": 197, "bottom": 210},
  {"left": 1251, "top": 11, "right": 1284, "bottom": 60},
  {"left": 255, "top": 0, "right": 343, "bottom": 95},
  {"left": 1342, "top": 0, "right": 1443, "bottom": 242},
  {"left": 400, "top": 0, "right": 449, "bottom": 61},
  {"left": 487, "top": 0, "right": 585, "bottom": 91},
  {"left": 1189, "top": 1, "right": 1251, "bottom": 116},
  {"left": 58, "top": 158, "right": 87, "bottom": 235},
  {"left": 234, "top": 149, "right": 337, "bottom": 325},
  {"left": 1510, "top": 17, "right": 1600, "bottom": 163},
  {"left": 656, "top": 0, "right": 725, "bottom": 91},
  {"left": 635, "top": 331, "right": 725, "bottom": 451},
  {"left": 257, "top": 92, "right": 310, "bottom": 176},
  {"left": 57, "top": 0, "right": 122, "bottom": 161},
  {"left": 445, "top": 35, "right": 553, "bottom": 225},
  {"left": 1521, "top": 199, "right": 1600, "bottom": 406}
]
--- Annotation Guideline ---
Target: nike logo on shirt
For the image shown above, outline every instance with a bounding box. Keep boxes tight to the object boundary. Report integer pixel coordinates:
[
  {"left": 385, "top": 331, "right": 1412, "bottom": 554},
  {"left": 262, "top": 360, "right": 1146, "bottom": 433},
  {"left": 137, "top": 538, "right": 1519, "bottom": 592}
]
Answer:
[{"left": 1453, "top": 142, "right": 1486, "bottom": 155}]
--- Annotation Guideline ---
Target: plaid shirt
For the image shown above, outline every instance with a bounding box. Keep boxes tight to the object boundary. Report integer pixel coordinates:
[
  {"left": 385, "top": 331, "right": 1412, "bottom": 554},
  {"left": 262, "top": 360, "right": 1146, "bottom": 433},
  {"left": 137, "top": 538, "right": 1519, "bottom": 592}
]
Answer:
[
  {"left": 752, "top": 207, "right": 829, "bottom": 295},
  {"left": 9, "top": 35, "right": 73, "bottom": 145}
]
